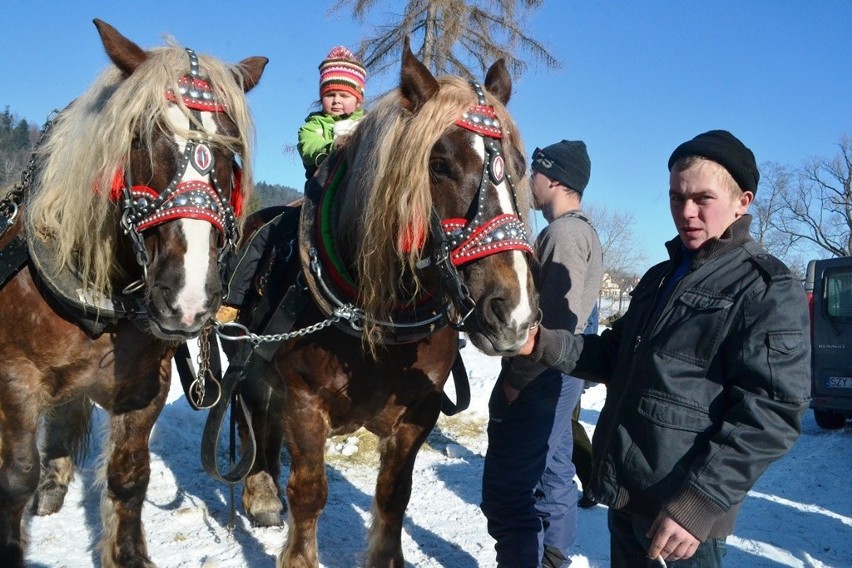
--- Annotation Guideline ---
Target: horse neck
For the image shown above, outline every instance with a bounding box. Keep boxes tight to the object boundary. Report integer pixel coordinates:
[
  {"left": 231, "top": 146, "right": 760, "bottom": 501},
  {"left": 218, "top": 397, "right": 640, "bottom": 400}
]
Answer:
[{"left": 328, "top": 170, "right": 365, "bottom": 275}]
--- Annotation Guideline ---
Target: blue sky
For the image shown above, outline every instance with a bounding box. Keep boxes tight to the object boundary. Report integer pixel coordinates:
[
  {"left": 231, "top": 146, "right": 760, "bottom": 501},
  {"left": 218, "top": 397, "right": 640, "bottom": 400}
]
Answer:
[{"left": 3, "top": 1, "right": 850, "bottom": 270}]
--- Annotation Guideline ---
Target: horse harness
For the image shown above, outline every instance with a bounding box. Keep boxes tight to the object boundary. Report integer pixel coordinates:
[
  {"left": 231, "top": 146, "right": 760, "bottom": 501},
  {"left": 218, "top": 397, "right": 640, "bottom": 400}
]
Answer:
[
  {"left": 0, "top": 48, "right": 243, "bottom": 337},
  {"left": 0, "top": 187, "right": 27, "bottom": 289},
  {"left": 114, "top": 47, "right": 242, "bottom": 283},
  {"left": 190, "top": 81, "right": 536, "bottom": 485},
  {"left": 298, "top": 81, "right": 533, "bottom": 343}
]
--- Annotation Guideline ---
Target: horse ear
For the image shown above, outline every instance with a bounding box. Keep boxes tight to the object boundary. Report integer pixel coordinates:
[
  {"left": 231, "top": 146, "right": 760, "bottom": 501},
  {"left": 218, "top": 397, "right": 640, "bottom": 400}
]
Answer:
[
  {"left": 235, "top": 57, "right": 269, "bottom": 93},
  {"left": 399, "top": 37, "right": 440, "bottom": 112},
  {"left": 93, "top": 19, "right": 148, "bottom": 75},
  {"left": 484, "top": 59, "right": 512, "bottom": 106}
]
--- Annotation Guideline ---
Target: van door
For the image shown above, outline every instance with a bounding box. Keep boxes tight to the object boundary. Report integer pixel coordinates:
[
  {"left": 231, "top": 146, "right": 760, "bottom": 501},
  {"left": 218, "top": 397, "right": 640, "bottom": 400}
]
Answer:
[{"left": 807, "top": 257, "right": 852, "bottom": 429}]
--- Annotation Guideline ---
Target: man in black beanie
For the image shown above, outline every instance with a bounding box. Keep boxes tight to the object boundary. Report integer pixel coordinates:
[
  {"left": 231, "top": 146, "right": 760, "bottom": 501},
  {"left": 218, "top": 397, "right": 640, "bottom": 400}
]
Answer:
[
  {"left": 481, "top": 139, "right": 603, "bottom": 567},
  {"left": 507, "top": 129, "right": 810, "bottom": 567}
]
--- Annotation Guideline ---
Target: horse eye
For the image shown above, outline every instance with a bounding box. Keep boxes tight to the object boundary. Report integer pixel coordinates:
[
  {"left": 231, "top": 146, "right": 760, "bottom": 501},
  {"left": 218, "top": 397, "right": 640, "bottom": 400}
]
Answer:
[{"left": 430, "top": 158, "right": 450, "bottom": 179}]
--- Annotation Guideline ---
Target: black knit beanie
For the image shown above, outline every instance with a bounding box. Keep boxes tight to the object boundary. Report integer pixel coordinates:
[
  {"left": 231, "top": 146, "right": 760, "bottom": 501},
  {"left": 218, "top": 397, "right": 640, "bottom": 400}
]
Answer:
[
  {"left": 531, "top": 140, "right": 591, "bottom": 194},
  {"left": 668, "top": 130, "right": 759, "bottom": 194}
]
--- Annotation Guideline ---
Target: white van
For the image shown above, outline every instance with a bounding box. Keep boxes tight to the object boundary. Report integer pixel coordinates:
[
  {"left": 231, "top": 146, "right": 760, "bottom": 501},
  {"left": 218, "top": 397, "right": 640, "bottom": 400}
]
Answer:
[{"left": 805, "top": 258, "right": 852, "bottom": 429}]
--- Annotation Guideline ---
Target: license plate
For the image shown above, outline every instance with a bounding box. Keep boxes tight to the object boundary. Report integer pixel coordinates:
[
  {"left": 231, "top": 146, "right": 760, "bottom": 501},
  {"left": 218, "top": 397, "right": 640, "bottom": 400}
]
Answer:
[{"left": 827, "top": 376, "right": 852, "bottom": 389}]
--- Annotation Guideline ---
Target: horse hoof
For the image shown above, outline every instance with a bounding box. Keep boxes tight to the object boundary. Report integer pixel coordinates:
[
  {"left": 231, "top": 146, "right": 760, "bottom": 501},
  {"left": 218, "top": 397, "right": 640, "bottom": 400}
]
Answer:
[
  {"left": 31, "top": 486, "right": 69, "bottom": 516},
  {"left": 249, "top": 510, "right": 284, "bottom": 527}
]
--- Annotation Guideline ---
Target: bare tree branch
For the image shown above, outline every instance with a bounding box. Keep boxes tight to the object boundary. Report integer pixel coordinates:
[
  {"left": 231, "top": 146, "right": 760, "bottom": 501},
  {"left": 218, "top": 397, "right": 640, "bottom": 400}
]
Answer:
[
  {"left": 755, "top": 135, "right": 852, "bottom": 262},
  {"left": 331, "top": 0, "right": 560, "bottom": 79},
  {"left": 583, "top": 203, "right": 648, "bottom": 277}
]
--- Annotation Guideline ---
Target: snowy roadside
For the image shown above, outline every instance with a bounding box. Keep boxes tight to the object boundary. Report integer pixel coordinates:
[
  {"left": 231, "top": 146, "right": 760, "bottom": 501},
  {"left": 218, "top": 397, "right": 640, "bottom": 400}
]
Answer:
[{"left": 23, "top": 338, "right": 852, "bottom": 567}]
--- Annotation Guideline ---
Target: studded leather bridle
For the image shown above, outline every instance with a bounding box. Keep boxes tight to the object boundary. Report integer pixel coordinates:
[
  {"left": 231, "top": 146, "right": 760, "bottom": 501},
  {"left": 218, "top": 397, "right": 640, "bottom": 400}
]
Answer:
[
  {"left": 111, "top": 48, "right": 241, "bottom": 284},
  {"left": 430, "top": 82, "right": 533, "bottom": 326}
]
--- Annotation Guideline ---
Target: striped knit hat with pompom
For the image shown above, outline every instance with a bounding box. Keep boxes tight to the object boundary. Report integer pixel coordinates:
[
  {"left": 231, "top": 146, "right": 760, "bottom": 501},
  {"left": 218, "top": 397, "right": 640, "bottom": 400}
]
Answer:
[{"left": 319, "top": 46, "right": 367, "bottom": 102}]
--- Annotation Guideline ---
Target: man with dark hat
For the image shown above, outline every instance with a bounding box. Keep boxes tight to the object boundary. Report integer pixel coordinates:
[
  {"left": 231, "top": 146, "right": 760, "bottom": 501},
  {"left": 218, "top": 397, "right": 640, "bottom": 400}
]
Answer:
[
  {"left": 481, "top": 140, "right": 603, "bottom": 568},
  {"left": 513, "top": 130, "right": 810, "bottom": 567}
]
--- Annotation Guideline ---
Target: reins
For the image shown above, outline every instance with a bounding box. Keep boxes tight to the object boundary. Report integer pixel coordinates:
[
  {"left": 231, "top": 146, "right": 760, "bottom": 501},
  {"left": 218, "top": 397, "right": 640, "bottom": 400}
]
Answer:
[{"left": 188, "top": 80, "right": 536, "bottom": 491}]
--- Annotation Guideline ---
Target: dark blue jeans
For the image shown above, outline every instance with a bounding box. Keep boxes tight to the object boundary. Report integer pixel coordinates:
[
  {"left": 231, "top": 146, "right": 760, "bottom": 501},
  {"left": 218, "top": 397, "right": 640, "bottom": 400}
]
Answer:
[
  {"left": 481, "top": 369, "right": 585, "bottom": 567},
  {"left": 608, "top": 508, "right": 727, "bottom": 567}
]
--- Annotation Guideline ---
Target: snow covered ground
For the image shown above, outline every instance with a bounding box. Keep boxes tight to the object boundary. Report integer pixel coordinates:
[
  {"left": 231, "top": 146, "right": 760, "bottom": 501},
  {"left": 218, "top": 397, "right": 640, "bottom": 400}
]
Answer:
[{"left": 24, "top": 332, "right": 852, "bottom": 567}]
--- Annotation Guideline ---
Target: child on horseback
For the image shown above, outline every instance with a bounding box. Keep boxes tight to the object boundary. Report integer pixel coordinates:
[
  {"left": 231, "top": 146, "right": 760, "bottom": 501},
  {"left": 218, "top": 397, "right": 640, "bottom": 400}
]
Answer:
[
  {"left": 297, "top": 46, "right": 367, "bottom": 179},
  {"left": 216, "top": 46, "right": 367, "bottom": 324}
]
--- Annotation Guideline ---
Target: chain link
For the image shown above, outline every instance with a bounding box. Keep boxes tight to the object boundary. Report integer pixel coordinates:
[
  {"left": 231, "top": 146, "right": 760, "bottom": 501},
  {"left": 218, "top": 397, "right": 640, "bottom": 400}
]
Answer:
[
  {"left": 214, "top": 305, "right": 360, "bottom": 344},
  {"left": 1, "top": 113, "right": 57, "bottom": 225},
  {"left": 190, "top": 324, "right": 221, "bottom": 409}
]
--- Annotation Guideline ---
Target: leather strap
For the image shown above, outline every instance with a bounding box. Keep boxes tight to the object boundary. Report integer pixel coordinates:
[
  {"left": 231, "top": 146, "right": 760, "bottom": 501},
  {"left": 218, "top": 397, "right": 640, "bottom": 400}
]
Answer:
[
  {"left": 196, "top": 282, "right": 310, "bottom": 484},
  {"left": 252, "top": 281, "right": 310, "bottom": 362},
  {"left": 199, "top": 351, "right": 257, "bottom": 484},
  {"left": 440, "top": 349, "right": 471, "bottom": 416},
  {"left": 0, "top": 235, "right": 28, "bottom": 289}
]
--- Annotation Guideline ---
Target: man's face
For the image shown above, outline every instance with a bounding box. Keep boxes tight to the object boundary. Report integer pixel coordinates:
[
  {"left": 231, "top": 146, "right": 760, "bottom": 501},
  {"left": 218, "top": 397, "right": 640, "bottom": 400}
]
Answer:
[
  {"left": 530, "top": 169, "right": 555, "bottom": 211},
  {"left": 669, "top": 161, "right": 753, "bottom": 250}
]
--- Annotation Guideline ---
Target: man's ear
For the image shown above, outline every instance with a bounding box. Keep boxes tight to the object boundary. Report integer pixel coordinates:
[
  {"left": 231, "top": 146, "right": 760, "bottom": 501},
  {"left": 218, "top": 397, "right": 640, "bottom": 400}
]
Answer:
[{"left": 736, "top": 190, "right": 754, "bottom": 216}]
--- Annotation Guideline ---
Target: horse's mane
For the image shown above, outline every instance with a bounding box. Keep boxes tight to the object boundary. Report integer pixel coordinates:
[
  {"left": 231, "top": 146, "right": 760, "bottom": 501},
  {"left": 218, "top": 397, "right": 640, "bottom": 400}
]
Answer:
[
  {"left": 342, "top": 75, "right": 529, "bottom": 347},
  {"left": 27, "top": 39, "right": 256, "bottom": 296}
]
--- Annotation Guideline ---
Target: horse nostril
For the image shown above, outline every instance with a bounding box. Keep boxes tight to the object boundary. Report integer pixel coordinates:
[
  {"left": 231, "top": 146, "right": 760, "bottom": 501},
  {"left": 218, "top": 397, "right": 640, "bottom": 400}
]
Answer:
[
  {"left": 152, "top": 285, "right": 179, "bottom": 316},
  {"left": 485, "top": 296, "right": 510, "bottom": 324}
]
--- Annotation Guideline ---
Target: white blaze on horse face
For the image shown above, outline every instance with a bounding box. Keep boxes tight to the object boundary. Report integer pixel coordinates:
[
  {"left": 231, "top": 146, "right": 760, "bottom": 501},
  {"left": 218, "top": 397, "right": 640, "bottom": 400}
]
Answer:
[
  {"left": 471, "top": 135, "right": 535, "bottom": 329},
  {"left": 166, "top": 106, "right": 217, "bottom": 326}
]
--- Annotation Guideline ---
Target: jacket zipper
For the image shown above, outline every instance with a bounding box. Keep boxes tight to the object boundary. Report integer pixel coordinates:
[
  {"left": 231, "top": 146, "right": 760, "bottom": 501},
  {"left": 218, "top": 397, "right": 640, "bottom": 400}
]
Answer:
[{"left": 590, "top": 265, "right": 676, "bottom": 499}]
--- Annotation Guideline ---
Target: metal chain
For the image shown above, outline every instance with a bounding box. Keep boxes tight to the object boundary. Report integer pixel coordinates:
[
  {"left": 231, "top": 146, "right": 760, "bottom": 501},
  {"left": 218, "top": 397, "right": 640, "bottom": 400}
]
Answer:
[
  {"left": 1, "top": 113, "right": 57, "bottom": 225},
  {"left": 214, "top": 305, "right": 360, "bottom": 345},
  {"left": 190, "top": 324, "right": 221, "bottom": 409}
]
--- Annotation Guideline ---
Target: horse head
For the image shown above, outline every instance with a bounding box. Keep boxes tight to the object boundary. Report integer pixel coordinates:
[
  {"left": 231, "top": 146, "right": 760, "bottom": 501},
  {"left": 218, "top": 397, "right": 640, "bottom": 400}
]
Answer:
[
  {"left": 342, "top": 40, "right": 538, "bottom": 356},
  {"left": 28, "top": 20, "right": 267, "bottom": 340}
]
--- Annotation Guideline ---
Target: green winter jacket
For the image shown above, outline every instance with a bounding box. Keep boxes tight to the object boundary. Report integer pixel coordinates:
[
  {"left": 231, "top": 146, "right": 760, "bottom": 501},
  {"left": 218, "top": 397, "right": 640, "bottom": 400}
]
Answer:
[{"left": 297, "top": 109, "right": 365, "bottom": 178}]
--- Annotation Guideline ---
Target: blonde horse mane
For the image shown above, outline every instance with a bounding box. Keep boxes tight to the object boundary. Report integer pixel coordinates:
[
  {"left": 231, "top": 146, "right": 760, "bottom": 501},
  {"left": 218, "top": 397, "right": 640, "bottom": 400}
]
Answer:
[
  {"left": 27, "top": 39, "right": 256, "bottom": 297},
  {"left": 343, "top": 75, "right": 529, "bottom": 348}
]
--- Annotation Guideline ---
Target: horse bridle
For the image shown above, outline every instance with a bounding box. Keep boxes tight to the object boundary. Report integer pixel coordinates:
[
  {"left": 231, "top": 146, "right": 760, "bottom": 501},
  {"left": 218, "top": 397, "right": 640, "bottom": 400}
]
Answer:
[
  {"left": 429, "top": 82, "right": 533, "bottom": 328},
  {"left": 112, "top": 48, "right": 241, "bottom": 289}
]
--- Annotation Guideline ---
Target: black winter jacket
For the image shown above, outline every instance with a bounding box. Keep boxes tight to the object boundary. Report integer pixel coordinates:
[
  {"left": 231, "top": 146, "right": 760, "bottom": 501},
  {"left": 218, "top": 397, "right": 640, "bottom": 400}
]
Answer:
[{"left": 530, "top": 216, "right": 811, "bottom": 541}]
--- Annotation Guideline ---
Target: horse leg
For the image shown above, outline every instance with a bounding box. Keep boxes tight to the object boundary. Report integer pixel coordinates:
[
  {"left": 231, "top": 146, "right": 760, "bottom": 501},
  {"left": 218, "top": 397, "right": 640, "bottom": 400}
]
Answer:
[
  {"left": 367, "top": 404, "right": 442, "bottom": 568},
  {"left": 98, "top": 365, "right": 169, "bottom": 568},
  {"left": 279, "top": 401, "right": 329, "bottom": 568},
  {"left": 239, "top": 375, "right": 287, "bottom": 527},
  {"left": 32, "top": 397, "right": 93, "bottom": 516},
  {"left": 0, "top": 396, "right": 41, "bottom": 567}
]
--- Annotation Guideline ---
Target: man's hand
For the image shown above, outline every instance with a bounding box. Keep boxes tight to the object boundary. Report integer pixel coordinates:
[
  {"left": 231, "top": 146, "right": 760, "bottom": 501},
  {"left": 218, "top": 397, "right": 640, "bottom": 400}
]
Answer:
[
  {"left": 646, "top": 513, "right": 699, "bottom": 563},
  {"left": 516, "top": 324, "right": 539, "bottom": 356}
]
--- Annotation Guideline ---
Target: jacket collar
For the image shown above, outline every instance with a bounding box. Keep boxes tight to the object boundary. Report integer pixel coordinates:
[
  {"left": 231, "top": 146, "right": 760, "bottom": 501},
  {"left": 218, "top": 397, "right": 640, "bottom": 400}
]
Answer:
[{"left": 665, "top": 214, "right": 754, "bottom": 268}]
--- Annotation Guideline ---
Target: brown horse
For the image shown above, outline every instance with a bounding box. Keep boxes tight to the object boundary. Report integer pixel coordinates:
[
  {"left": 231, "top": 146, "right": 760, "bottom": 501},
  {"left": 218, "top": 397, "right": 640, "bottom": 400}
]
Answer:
[
  {"left": 0, "top": 20, "right": 265, "bottom": 568},
  {"left": 228, "top": 42, "right": 538, "bottom": 567}
]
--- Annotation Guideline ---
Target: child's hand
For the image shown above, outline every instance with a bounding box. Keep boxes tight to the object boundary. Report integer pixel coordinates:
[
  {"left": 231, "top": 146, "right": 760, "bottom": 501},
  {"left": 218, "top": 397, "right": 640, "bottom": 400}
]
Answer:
[{"left": 333, "top": 119, "right": 357, "bottom": 138}]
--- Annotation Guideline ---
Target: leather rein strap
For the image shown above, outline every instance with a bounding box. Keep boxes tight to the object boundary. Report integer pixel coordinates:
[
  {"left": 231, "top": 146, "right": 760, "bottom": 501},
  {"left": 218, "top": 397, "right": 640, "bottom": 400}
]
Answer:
[{"left": 0, "top": 192, "right": 27, "bottom": 288}]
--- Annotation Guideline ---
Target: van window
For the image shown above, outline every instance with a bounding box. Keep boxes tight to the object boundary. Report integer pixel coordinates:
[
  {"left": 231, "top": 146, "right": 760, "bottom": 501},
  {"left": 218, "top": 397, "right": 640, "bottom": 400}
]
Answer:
[{"left": 824, "top": 269, "right": 852, "bottom": 319}]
